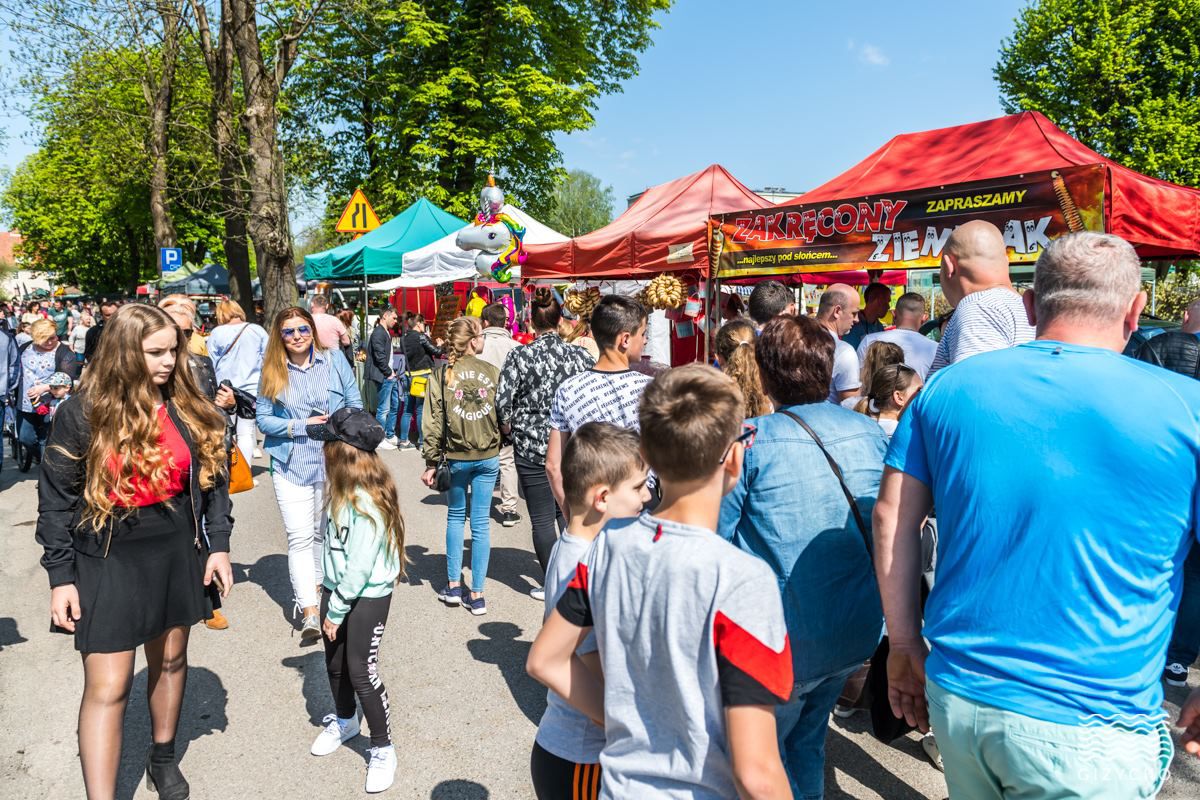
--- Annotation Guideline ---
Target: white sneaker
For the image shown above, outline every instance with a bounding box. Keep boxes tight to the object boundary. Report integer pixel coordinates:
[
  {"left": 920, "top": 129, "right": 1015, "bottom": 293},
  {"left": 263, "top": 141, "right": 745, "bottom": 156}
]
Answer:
[
  {"left": 365, "top": 745, "right": 397, "bottom": 793},
  {"left": 377, "top": 438, "right": 398, "bottom": 451},
  {"left": 921, "top": 732, "right": 944, "bottom": 772},
  {"left": 311, "top": 714, "right": 360, "bottom": 756},
  {"left": 529, "top": 586, "right": 545, "bottom": 602},
  {"left": 253, "top": 447, "right": 264, "bottom": 459}
]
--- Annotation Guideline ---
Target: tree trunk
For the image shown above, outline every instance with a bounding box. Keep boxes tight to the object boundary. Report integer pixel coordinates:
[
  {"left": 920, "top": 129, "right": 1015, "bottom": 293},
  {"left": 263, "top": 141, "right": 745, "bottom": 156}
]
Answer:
[
  {"left": 226, "top": 0, "right": 299, "bottom": 324},
  {"left": 191, "top": 0, "right": 254, "bottom": 314},
  {"left": 144, "top": 1, "right": 184, "bottom": 252}
]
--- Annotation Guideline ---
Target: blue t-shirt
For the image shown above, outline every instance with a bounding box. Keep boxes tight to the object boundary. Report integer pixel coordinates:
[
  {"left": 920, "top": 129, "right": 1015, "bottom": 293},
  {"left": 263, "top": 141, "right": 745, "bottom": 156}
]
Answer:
[{"left": 886, "top": 341, "right": 1200, "bottom": 727}]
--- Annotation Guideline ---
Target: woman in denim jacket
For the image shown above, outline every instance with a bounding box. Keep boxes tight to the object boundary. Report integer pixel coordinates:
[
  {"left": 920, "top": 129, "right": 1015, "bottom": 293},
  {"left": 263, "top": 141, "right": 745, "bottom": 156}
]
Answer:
[
  {"left": 256, "top": 306, "right": 361, "bottom": 644},
  {"left": 718, "top": 314, "right": 886, "bottom": 800}
]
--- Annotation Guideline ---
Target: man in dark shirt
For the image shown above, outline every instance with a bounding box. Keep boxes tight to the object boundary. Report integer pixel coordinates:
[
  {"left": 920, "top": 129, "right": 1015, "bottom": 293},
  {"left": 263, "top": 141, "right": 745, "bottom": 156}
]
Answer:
[{"left": 83, "top": 301, "right": 118, "bottom": 364}]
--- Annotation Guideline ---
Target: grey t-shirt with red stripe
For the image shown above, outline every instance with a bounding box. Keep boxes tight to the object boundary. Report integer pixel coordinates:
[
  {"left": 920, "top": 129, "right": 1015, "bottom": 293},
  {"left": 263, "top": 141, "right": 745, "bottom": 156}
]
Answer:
[{"left": 557, "top": 513, "right": 792, "bottom": 800}]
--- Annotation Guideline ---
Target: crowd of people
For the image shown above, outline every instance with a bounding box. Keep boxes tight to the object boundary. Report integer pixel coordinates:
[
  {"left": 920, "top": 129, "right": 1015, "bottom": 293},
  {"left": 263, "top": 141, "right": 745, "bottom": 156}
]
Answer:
[{"left": 17, "top": 222, "right": 1200, "bottom": 800}]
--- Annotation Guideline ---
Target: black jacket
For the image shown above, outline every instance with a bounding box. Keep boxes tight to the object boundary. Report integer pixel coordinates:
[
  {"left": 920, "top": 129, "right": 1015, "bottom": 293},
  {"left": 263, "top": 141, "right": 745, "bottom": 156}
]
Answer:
[
  {"left": 189, "top": 352, "right": 218, "bottom": 400},
  {"left": 35, "top": 394, "right": 234, "bottom": 588},
  {"left": 401, "top": 330, "right": 442, "bottom": 372},
  {"left": 83, "top": 321, "right": 104, "bottom": 363},
  {"left": 1135, "top": 330, "right": 1200, "bottom": 379},
  {"left": 365, "top": 324, "right": 394, "bottom": 384}
]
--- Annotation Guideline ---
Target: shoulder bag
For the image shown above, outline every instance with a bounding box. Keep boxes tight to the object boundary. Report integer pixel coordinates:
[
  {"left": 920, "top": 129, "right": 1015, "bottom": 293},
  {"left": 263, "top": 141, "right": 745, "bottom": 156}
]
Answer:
[
  {"left": 227, "top": 444, "right": 254, "bottom": 494},
  {"left": 432, "top": 366, "right": 452, "bottom": 492},
  {"left": 777, "top": 408, "right": 915, "bottom": 745}
]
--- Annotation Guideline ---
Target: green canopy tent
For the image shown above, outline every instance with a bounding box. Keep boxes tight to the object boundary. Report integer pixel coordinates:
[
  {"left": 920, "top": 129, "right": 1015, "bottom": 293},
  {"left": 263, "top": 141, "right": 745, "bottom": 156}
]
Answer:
[{"left": 303, "top": 198, "right": 467, "bottom": 280}]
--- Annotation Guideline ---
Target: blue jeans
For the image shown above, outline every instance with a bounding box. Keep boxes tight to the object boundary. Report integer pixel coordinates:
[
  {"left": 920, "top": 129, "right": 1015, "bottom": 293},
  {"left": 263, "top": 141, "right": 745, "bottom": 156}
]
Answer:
[
  {"left": 375, "top": 378, "right": 399, "bottom": 438},
  {"left": 398, "top": 388, "right": 423, "bottom": 446},
  {"left": 775, "top": 663, "right": 859, "bottom": 800},
  {"left": 1167, "top": 545, "right": 1200, "bottom": 666},
  {"left": 927, "top": 679, "right": 1171, "bottom": 799},
  {"left": 445, "top": 457, "right": 499, "bottom": 593}
]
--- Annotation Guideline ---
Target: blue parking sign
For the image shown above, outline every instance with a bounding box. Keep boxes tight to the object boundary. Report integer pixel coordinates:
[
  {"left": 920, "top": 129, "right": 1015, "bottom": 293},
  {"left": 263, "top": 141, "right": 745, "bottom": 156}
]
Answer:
[{"left": 160, "top": 247, "right": 184, "bottom": 274}]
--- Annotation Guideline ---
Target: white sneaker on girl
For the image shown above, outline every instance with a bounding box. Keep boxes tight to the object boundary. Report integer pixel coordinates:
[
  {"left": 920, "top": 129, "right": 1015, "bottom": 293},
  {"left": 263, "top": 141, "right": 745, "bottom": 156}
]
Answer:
[
  {"left": 311, "top": 714, "right": 360, "bottom": 756},
  {"left": 365, "top": 745, "right": 397, "bottom": 793}
]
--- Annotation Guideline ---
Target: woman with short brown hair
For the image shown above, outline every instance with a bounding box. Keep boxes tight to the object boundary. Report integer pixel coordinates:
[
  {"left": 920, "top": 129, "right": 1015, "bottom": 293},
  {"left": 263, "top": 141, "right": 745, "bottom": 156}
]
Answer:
[{"left": 720, "top": 313, "right": 888, "bottom": 799}]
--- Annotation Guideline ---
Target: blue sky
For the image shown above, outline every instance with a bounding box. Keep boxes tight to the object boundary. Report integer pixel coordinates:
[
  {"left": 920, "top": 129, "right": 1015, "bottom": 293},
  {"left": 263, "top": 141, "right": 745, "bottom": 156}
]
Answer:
[
  {"left": 2, "top": 1, "right": 1030, "bottom": 222},
  {"left": 559, "top": 0, "right": 1030, "bottom": 210}
]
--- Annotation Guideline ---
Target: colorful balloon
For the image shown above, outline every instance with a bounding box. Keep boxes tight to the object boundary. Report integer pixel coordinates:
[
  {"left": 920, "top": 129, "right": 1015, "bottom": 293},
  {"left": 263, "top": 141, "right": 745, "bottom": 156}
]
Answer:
[{"left": 455, "top": 174, "right": 527, "bottom": 283}]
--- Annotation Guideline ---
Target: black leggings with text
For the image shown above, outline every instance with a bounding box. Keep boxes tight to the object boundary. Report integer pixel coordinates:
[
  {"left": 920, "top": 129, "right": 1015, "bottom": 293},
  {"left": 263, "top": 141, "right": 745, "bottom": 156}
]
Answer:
[{"left": 321, "top": 589, "right": 393, "bottom": 747}]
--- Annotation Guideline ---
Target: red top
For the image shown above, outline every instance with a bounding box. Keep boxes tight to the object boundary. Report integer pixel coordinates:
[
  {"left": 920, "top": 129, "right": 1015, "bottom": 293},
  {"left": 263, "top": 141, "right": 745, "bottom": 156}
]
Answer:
[{"left": 109, "top": 405, "right": 191, "bottom": 507}]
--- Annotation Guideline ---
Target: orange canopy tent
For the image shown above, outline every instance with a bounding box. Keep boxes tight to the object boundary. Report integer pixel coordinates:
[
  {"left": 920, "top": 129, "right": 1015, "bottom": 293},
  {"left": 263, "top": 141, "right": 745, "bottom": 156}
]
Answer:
[
  {"left": 524, "top": 164, "right": 769, "bottom": 279},
  {"left": 714, "top": 111, "right": 1200, "bottom": 278}
]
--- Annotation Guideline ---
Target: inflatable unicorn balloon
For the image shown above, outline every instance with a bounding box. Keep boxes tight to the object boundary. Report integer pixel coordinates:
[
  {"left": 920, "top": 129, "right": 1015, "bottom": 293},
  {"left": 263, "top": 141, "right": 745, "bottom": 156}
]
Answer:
[{"left": 455, "top": 174, "right": 527, "bottom": 283}]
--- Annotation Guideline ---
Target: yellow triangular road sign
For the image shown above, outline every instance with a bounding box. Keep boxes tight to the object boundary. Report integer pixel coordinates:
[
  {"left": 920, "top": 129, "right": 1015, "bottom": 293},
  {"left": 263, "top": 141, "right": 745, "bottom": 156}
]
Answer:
[{"left": 335, "top": 189, "right": 381, "bottom": 233}]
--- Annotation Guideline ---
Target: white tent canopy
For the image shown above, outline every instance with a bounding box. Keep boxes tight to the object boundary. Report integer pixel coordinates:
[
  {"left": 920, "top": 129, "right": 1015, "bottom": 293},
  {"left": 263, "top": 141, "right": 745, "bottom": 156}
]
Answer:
[{"left": 368, "top": 204, "right": 567, "bottom": 290}]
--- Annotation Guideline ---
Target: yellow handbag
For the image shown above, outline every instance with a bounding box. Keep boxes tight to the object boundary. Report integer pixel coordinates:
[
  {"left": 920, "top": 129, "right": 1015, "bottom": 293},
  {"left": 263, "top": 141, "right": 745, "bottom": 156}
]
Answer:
[
  {"left": 228, "top": 444, "right": 253, "bottom": 494},
  {"left": 408, "top": 369, "right": 432, "bottom": 398}
]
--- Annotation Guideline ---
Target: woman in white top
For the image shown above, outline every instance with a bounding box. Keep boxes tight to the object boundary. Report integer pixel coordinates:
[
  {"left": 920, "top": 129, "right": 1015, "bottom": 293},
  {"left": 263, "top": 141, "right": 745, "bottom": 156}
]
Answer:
[
  {"left": 69, "top": 313, "right": 93, "bottom": 363},
  {"left": 853, "top": 363, "right": 922, "bottom": 439},
  {"left": 206, "top": 299, "right": 269, "bottom": 463}
]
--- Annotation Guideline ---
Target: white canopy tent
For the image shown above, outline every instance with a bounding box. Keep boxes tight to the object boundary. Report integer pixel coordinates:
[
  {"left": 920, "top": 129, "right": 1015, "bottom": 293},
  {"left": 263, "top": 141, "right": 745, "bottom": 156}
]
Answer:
[{"left": 368, "top": 204, "right": 567, "bottom": 290}]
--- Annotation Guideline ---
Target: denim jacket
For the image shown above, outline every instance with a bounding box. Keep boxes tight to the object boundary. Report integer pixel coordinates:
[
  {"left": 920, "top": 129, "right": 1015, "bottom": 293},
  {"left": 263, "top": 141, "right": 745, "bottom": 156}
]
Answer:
[
  {"left": 255, "top": 351, "right": 362, "bottom": 464},
  {"left": 719, "top": 402, "right": 887, "bottom": 682}
]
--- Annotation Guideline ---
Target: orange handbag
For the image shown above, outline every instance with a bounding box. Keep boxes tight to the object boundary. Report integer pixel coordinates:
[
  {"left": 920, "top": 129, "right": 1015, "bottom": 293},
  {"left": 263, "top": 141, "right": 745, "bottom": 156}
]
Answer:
[{"left": 228, "top": 444, "right": 253, "bottom": 494}]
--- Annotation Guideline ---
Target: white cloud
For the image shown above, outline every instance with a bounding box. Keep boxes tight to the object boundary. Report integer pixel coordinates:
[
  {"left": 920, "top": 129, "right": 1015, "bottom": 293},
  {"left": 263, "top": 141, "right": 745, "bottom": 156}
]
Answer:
[{"left": 847, "top": 39, "right": 890, "bottom": 67}]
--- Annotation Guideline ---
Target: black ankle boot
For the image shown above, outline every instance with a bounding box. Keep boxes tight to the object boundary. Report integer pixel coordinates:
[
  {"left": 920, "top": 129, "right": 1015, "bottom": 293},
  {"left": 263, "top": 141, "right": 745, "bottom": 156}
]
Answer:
[{"left": 144, "top": 750, "right": 190, "bottom": 799}]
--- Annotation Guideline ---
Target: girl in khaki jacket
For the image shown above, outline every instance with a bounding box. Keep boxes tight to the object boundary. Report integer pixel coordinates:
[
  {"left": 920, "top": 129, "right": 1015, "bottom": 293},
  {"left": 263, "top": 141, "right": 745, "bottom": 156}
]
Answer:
[{"left": 421, "top": 317, "right": 501, "bottom": 615}]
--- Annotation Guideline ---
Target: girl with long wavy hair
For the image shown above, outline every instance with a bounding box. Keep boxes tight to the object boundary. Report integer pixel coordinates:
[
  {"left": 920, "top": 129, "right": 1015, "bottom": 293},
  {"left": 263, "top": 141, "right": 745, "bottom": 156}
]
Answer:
[
  {"left": 302, "top": 408, "right": 406, "bottom": 792},
  {"left": 715, "top": 319, "right": 772, "bottom": 418},
  {"left": 36, "top": 303, "right": 234, "bottom": 800},
  {"left": 420, "top": 316, "right": 501, "bottom": 616},
  {"left": 256, "top": 306, "right": 362, "bottom": 645}
]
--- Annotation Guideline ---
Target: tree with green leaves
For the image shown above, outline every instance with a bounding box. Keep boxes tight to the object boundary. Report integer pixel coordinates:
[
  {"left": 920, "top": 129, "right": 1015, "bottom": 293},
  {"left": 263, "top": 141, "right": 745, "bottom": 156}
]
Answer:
[
  {"left": 2, "top": 47, "right": 222, "bottom": 293},
  {"left": 285, "top": 0, "right": 670, "bottom": 223},
  {"left": 544, "top": 169, "right": 614, "bottom": 236},
  {"left": 995, "top": 0, "right": 1200, "bottom": 187}
]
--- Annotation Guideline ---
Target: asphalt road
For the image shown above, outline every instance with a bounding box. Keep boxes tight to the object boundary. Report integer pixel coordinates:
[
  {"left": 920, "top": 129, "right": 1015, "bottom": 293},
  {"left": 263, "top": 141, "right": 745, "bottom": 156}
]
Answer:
[{"left": 1, "top": 446, "right": 1197, "bottom": 799}]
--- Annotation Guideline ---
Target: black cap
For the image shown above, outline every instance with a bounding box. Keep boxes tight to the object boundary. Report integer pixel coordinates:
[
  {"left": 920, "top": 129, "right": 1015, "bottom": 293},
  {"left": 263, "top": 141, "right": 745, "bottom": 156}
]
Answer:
[{"left": 306, "top": 407, "right": 386, "bottom": 452}]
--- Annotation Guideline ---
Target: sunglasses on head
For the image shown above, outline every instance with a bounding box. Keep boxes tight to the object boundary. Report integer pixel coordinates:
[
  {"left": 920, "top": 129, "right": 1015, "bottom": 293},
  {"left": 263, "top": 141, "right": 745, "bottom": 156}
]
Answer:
[
  {"left": 282, "top": 325, "right": 312, "bottom": 339},
  {"left": 720, "top": 423, "right": 757, "bottom": 464}
]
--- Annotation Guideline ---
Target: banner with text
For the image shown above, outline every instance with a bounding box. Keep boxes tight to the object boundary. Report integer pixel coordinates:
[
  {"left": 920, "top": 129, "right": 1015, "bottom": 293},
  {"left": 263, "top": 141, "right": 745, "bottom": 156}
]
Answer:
[{"left": 713, "top": 165, "right": 1105, "bottom": 278}]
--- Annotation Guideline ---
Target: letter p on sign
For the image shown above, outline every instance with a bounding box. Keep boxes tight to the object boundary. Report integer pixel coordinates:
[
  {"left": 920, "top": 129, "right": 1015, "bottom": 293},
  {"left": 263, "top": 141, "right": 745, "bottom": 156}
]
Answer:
[{"left": 160, "top": 247, "right": 183, "bottom": 275}]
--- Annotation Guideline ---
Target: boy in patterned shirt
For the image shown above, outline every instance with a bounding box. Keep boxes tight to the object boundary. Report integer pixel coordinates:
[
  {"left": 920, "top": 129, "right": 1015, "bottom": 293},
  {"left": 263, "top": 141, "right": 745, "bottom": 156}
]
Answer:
[
  {"left": 528, "top": 365, "right": 793, "bottom": 800},
  {"left": 546, "top": 295, "right": 650, "bottom": 515}
]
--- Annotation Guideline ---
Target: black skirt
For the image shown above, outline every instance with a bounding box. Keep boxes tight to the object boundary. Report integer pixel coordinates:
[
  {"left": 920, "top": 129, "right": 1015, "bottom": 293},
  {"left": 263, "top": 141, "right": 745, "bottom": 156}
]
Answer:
[{"left": 58, "top": 492, "right": 215, "bottom": 653}]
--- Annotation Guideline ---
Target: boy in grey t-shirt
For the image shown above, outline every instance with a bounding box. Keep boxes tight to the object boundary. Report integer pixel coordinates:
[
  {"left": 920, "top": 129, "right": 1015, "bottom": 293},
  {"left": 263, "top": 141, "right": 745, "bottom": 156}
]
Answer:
[
  {"left": 529, "top": 365, "right": 793, "bottom": 800},
  {"left": 531, "top": 423, "right": 650, "bottom": 799}
]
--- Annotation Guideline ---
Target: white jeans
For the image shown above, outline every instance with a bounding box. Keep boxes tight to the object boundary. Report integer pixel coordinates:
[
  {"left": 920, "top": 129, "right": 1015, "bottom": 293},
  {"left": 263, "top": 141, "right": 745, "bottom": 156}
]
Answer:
[
  {"left": 272, "top": 472, "right": 325, "bottom": 610},
  {"left": 234, "top": 415, "right": 258, "bottom": 464}
]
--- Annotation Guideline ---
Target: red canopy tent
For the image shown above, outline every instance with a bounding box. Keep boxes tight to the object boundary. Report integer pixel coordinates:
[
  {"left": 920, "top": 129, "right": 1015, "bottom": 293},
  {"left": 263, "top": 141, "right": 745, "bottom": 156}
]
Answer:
[
  {"left": 713, "top": 111, "right": 1200, "bottom": 278},
  {"left": 524, "top": 164, "right": 769, "bottom": 279},
  {"left": 795, "top": 110, "right": 1200, "bottom": 258}
]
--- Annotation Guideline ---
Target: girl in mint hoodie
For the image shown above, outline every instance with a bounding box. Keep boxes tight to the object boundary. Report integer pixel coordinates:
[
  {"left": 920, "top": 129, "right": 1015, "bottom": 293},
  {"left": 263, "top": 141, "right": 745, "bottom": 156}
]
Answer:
[{"left": 304, "top": 408, "right": 406, "bottom": 794}]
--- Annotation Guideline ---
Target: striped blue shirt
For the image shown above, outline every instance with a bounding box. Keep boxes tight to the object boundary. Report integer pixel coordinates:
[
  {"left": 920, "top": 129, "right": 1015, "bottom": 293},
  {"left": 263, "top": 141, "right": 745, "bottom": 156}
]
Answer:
[{"left": 274, "top": 351, "right": 333, "bottom": 486}]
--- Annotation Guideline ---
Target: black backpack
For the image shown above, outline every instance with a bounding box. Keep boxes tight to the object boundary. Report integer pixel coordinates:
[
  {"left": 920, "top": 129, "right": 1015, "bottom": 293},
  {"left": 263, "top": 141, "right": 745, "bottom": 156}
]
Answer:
[{"left": 1135, "top": 330, "right": 1200, "bottom": 380}]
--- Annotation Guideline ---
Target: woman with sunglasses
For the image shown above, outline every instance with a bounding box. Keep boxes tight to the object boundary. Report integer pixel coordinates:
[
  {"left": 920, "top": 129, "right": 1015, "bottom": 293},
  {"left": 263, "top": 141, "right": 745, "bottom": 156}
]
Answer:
[
  {"left": 257, "top": 307, "right": 362, "bottom": 644},
  {"left": 717, "top": 313, "right": 888, "bottom": 800}
]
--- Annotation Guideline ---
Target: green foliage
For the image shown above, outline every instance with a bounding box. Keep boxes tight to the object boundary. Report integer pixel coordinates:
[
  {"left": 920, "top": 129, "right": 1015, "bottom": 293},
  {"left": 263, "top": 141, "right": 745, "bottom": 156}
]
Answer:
[
  {"left": 544, "top": 169, "right": 614, "bottom": 236},
  {"left": 1146, "top": 272, "right": 1200, "bottom": 321},
  {"left": 2, "top": 46, "right": 223, "bottom": 292},
  {"left": 284, "top": 0, "right": 670, "bottom": 223},
  {"left": 995, "top": 0, "right": 1200, "bottom": 187}
]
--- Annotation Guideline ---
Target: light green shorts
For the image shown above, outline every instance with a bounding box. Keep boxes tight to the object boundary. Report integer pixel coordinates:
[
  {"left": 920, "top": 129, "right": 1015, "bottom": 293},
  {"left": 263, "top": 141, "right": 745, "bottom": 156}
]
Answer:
[{"left": 926, "top": 679, "right": 1172, "bottom": 799}]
